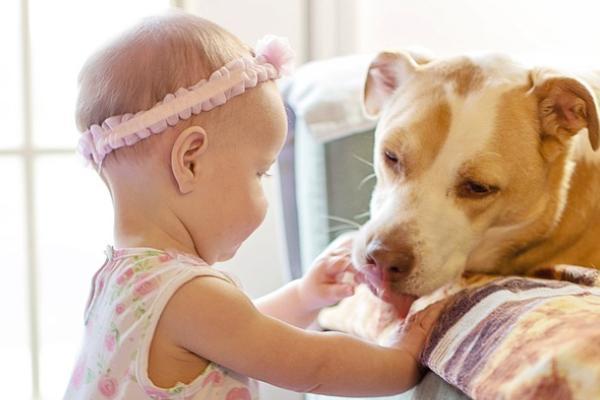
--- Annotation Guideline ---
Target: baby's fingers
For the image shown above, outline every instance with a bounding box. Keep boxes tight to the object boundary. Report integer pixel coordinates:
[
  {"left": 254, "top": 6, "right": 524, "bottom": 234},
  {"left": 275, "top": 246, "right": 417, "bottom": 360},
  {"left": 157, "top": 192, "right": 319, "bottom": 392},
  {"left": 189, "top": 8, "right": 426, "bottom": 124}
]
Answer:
[
  {"left": 404, "top": 299, "right": 449, "bottom": 338},
  {"left": 325, "top": 255, "right": 355, "bottom": 276},
  {"left": 323, "top": 283, "right": 355, "bottom": 303},
  {"left": 394, "top": 299, "right": 450, "bottom": 355}
]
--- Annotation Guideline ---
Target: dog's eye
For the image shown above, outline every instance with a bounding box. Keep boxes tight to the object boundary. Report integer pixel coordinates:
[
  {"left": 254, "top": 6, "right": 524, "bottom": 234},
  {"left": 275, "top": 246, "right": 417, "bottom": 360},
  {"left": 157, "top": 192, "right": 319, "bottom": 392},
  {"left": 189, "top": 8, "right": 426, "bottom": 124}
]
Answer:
[
  {"left": 384, "top": 150, "right": 399, "bottom": 164},
  {"left": 458, "top": 180, "right": 499, "bottom": 198}
]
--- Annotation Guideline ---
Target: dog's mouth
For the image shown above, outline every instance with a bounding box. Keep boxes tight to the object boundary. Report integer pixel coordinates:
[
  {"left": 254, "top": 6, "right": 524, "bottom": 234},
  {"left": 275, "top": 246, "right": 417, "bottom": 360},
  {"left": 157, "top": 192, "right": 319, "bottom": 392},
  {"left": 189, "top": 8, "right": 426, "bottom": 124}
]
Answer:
[{"left": 356, "top": 264, "right": 418, "bottom": 319}]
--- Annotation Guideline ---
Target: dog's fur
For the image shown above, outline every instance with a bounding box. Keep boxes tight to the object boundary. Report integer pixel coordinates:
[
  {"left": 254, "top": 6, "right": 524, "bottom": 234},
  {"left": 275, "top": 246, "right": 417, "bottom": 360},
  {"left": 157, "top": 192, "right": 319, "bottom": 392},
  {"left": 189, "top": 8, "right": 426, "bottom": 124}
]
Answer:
[{"left": 353, "top": 50, "right": 600, "bottom": 296}]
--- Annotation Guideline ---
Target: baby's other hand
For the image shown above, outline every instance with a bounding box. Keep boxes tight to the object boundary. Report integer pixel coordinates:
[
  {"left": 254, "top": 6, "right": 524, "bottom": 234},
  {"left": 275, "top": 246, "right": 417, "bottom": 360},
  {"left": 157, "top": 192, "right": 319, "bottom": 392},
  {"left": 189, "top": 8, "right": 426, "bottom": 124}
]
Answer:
[
  {"left": 297, "top": 231, "right": 359, "bottom": 312},
  {"left": 389, "top": 299, "right": 449, "bottom": 366}
]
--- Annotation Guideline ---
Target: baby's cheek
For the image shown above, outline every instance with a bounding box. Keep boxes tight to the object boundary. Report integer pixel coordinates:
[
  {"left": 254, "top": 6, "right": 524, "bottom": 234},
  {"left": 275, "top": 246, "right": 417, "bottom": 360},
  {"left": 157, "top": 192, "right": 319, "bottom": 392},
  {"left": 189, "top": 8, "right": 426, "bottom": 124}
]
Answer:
[
  {"left": 237, "top": 188, "right": 267, "bottom": 238},
  {"left": 252, "top": 193, "right": 268, "bottom": 228}
]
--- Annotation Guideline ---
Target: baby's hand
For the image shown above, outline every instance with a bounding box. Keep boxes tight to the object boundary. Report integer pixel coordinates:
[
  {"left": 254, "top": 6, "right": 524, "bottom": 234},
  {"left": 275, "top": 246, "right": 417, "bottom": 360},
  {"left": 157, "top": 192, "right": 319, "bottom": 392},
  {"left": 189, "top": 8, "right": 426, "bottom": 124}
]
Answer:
[
  {"left": 389, "top": 299, "right": 449, "bottom": 367},
  {"left": 297, "top": 232, "right": 359, "bottom": 312}
]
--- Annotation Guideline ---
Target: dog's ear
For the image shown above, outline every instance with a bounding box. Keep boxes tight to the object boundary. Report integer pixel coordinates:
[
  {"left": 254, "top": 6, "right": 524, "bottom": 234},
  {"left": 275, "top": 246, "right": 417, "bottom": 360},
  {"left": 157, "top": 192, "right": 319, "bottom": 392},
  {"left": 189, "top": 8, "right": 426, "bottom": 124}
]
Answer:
[
  {"left": 363, "top": 51, "right": 423, "bottom": 118},
  {"left": 532, "top": 69, "right": 600, "bottom": 158}
]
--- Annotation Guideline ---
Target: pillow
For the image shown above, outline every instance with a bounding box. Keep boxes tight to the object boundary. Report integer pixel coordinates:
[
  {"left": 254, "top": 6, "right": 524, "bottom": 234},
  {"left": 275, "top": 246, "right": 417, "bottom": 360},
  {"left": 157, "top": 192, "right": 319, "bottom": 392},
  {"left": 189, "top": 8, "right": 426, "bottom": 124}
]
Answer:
[
  {"left": 318, "top": 265, "right": 600, "bottom": 399},
  {"left": 280, "top": 54, "right": 377, "bottom": 143}
]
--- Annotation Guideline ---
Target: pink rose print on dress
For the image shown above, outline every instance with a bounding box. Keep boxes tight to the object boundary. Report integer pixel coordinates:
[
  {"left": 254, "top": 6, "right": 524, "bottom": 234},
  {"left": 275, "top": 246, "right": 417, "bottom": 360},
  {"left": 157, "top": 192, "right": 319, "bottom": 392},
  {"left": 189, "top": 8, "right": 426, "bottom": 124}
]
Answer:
[
  {"left": 159, "top": 253, "right": 174, "bottom": 262},
  {"left": 104, "top": 332, "right": 116, "bottom": 352},
  {"left": 116, "top": 268, "right": 134, "bottom": 285},
  {"left": 202, "top": 370, "right": 224, "bottom": 388},
  {"left": 226, "top": 387, "right": 251, "bottom": 400},
  {"left": 134, "top": 274, "right": 159, "bottom": 297},
  {"left": 115, "top": 303, "right": 126, "bottom": 315},
  {"left": 97, "top": 375, "right": 118, "bottom": 398}
]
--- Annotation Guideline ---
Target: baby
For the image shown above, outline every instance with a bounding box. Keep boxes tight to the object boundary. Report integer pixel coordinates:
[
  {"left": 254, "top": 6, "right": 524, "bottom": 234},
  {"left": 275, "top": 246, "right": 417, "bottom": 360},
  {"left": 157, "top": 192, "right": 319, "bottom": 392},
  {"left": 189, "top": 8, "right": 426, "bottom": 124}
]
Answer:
[{"left": 64, "top": 11, "right": 446, "bottom": 400}]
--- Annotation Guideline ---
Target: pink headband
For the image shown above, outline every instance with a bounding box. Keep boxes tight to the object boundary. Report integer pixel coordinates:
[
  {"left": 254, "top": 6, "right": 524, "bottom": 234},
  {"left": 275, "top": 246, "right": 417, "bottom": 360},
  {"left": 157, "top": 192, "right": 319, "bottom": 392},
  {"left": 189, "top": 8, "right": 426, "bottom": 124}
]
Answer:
[{"left": 78, "top": 35, "right": 294, "bottom": 167}]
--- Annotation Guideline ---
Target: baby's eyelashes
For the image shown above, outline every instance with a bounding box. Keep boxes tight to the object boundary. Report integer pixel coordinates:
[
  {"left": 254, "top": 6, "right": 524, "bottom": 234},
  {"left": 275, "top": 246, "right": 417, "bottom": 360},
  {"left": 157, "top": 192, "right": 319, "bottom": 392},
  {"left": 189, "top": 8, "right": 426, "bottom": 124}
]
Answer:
[
  {"left": 257, "top": 163, "right": 275, "bottom": 178},
  {"left": 257, "top": 171, "right": 273, "bottom": 178}
]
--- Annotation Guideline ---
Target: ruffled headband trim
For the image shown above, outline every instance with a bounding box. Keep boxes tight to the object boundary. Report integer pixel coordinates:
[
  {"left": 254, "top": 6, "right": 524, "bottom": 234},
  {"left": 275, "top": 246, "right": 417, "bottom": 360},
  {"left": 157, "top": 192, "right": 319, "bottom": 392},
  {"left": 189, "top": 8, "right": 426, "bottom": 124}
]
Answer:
[{"left": 77, "top": 35, "right": 294, "bottom": 167}]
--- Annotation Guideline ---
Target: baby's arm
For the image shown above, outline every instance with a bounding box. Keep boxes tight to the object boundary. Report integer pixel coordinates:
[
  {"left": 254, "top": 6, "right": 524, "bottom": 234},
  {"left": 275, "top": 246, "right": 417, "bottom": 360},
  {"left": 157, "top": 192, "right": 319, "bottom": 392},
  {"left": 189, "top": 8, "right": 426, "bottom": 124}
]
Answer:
[
  {"left": 162, "top": 276, "right": 446, "bottom": 396},
  {"left": 255, "top": 280, "right": 320, "bottom": 328},
  {"left": 256, "top": 232, "right": 356, "bottom": 328}
]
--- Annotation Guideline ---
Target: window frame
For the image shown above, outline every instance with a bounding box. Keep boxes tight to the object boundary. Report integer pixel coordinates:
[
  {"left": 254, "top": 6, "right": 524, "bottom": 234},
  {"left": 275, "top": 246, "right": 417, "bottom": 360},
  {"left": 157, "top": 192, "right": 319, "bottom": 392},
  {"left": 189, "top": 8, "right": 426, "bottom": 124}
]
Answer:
[{"left": 8, "top": 1, "right": 180, "bottom": 397}]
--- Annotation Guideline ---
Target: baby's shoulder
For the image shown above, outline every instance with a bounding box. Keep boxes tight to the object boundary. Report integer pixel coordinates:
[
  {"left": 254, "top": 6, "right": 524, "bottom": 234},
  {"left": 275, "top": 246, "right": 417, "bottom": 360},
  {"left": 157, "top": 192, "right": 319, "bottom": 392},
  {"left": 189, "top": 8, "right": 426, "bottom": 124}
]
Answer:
[
  {"left": 158, "top": 272, "right": 255, "bottom": 346},
  {"left": 167, "top": 273, "right": 251, "bottom": 317}
]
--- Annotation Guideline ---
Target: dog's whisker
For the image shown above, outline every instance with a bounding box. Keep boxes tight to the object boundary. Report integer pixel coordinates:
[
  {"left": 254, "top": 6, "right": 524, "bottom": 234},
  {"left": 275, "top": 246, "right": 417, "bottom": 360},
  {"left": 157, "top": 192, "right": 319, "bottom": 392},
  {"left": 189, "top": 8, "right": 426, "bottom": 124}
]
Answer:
[
  {"left": 358, "top": 173, "right": 377, "bottom": 189},
  {"left": 354, "top": 211, "right": 370, "bottom": 220},
  {"left": 326, "top": 215, "right": 362, "bottom": 229},
  {"left": 328, "top": 225, "right": 358, "bottom": 234},
  {"left": 352, "top": 154, "right": 373, "bottom": 168}
]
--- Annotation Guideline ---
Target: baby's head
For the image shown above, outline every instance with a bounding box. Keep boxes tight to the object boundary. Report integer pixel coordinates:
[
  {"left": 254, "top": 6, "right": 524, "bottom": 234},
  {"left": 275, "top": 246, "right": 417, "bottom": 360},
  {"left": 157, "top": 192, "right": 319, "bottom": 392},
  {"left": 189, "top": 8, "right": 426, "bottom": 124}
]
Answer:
[{"left": 76, "top": 12, "right": 291, "bottom": 263}]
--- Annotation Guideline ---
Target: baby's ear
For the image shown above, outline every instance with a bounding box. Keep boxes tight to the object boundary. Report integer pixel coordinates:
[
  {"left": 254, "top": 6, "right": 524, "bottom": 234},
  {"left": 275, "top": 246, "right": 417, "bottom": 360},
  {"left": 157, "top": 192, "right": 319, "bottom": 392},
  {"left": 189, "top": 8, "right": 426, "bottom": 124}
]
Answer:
[
  {"left": 531, "top": 69, "right": 600, "bottom": 159},
  {"left": 171, "top": 126, "right": 208, "bottom": 194}
]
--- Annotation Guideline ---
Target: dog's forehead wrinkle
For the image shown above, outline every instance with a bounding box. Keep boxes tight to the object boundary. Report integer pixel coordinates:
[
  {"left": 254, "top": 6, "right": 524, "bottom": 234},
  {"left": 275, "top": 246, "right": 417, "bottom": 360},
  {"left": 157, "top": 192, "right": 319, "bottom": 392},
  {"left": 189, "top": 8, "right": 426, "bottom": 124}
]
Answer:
[
  {"left": 458, "top": 152, "right": 508, "bottom": 185},
  {"left": 380, "top": 125, "right": 409, "bottom": 145},
  {"left": 426, "top": 85, "right": 505, "bottom": 180},
  {"left": 380, "top": 95, "right": 425, "bottom": 130}
]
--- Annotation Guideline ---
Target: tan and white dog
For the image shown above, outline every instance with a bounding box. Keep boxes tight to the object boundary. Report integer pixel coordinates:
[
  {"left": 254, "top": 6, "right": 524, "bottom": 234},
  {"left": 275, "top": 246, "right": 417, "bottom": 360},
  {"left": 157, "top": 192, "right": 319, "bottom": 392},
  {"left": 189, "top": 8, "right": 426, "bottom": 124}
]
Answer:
[{"left": 352, "top": 50, "right": 600, "bottom": 310}]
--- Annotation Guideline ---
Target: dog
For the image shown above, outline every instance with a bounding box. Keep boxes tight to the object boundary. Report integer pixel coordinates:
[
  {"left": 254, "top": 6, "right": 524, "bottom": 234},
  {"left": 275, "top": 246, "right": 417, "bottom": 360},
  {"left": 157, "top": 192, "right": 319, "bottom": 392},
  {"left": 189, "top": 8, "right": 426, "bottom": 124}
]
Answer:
[{"left": 352, "top": 50, "right": 600, "bottom": 313}]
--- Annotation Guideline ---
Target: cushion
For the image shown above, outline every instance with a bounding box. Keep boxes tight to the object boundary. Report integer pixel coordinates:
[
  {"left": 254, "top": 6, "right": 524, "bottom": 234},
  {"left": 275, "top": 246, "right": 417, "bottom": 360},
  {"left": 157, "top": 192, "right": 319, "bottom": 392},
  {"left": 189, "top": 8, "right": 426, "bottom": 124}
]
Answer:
[{"left": 318, "top": 265, "right": 600, "bottom": 399}]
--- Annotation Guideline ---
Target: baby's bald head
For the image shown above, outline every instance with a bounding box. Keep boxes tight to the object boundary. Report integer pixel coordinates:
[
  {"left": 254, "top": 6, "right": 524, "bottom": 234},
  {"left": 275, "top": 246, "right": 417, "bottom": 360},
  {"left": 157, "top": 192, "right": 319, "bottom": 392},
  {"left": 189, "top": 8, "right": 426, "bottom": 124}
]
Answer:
[
  {"left": 76, "top": 12, "right": 290, "bottom": 260},
  {"left": 75, "top": 10, "right": 289, "bottom": 243},
  {"left": 76, "top": 11, "right": 250, "bottom": 132}
]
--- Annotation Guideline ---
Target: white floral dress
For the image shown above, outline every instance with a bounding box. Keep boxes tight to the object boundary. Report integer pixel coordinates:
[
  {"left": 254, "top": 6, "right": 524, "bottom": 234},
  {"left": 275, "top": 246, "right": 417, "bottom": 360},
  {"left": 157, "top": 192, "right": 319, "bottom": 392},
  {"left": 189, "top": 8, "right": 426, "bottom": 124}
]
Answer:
[{"left": 64, "top": 246, "right": 258, "bottom": 400}]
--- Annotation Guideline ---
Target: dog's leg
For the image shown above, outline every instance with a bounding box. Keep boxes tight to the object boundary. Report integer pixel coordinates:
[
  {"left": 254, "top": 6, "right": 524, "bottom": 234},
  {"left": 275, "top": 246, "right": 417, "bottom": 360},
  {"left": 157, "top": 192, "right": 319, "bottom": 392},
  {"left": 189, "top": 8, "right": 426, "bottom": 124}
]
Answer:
[{"left": 528, "top": 264, "right": 600, "bottom": 287}]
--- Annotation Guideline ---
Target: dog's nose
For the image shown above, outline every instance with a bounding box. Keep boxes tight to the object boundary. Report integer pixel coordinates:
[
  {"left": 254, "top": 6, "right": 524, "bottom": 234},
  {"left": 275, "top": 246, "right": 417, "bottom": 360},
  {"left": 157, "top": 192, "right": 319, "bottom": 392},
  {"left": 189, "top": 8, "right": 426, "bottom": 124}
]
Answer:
[{"left": 365, "top": 240, "right": 415, "bottom": 279}]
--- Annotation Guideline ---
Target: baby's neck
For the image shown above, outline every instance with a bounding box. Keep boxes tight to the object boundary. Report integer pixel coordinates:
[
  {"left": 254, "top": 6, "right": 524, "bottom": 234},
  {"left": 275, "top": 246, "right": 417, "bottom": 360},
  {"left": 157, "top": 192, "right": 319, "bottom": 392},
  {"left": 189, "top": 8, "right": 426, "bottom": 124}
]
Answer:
[{"left": 113, "top": 202, "right": 198, "bottom": 258}]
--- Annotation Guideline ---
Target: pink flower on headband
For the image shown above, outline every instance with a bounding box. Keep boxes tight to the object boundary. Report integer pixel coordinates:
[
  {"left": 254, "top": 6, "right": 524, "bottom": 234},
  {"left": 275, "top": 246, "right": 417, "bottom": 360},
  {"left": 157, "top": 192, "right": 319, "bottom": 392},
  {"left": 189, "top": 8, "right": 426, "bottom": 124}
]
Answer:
[{"left": 255, "top": 35, "right": 295, "bottom": 76}]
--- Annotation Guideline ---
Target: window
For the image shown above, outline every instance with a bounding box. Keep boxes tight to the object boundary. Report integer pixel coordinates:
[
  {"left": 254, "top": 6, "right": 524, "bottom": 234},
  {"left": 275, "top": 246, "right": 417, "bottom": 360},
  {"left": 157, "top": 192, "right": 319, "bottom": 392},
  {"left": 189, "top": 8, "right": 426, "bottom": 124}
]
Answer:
[{"left": 4, "top": 1, "right": 173, "bottom": 398}]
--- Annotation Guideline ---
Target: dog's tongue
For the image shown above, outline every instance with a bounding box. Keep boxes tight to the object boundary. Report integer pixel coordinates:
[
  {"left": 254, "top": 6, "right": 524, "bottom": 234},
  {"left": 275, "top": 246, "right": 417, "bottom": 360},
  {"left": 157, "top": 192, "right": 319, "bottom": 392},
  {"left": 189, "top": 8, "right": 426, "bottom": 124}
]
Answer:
[
  {"left": 357, "top": 264, "right": 383, "bottom": 294},
  {"left": 357, "top": 264, "right": 418, "bottom": 319}
]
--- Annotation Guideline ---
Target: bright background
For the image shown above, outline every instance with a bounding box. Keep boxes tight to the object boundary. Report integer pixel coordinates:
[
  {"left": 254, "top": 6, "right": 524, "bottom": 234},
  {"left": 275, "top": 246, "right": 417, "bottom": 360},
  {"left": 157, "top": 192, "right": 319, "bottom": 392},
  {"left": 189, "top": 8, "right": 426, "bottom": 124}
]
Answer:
[{"left": 4, "top": 1, "right": 600, "bottom": 399}]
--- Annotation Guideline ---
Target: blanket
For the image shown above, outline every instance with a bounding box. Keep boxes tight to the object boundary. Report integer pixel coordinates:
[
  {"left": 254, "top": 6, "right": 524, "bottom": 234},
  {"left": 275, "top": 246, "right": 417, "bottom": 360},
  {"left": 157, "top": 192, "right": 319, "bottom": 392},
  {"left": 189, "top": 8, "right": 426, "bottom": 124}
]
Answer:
[{"left": 318, "top": 265, "right": 600, "bottom": 399}]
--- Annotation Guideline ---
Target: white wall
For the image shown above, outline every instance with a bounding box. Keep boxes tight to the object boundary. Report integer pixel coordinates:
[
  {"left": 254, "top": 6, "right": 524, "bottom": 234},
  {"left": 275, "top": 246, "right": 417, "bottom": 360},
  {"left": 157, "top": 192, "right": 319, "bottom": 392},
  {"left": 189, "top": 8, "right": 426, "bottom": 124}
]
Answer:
[
  {"left": 183, "top": 0, "right": 307, "bottom": 62},
  {"left": 353, "top": 0, "right": 600, "bottom": 68}
]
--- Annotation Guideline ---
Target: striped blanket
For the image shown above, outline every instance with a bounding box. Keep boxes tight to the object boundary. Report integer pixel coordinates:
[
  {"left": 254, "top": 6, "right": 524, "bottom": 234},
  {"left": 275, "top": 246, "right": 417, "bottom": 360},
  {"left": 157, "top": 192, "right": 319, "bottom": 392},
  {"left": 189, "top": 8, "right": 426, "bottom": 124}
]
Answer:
[{"left": 318, "top": 265, "right": 600, "bottom": 399}]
